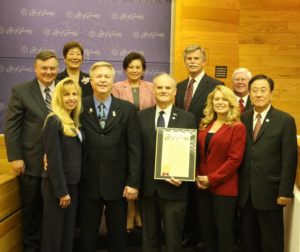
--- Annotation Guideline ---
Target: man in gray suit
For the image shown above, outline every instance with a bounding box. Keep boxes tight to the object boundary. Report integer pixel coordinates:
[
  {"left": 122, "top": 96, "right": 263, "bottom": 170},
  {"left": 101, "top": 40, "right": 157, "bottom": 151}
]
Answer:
[
  {"left": 139, "top": 73, "right": 196, "bottom": 252},
  {"left": 4, "top": 51, "right": 59, "bottom": 252},
  {"left": 238, "top": 74, "right": 298, "bottom": 252}
]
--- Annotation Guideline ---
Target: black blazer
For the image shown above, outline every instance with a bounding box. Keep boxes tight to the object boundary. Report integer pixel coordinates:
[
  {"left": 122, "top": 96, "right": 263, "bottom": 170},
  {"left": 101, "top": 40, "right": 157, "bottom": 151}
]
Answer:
[
  {"left": 238, "top": 107, "right": 298, "bottom": 210},
  {"left": 43, "top": 115, "right": 84, "bottom": 198},
  {"left": 79, "top": 96, "right": 141, "bottom": 200},
  {"left": 138, "top": 106, "right": 196, "bottom": 200},
  {"left": 57, "top": 69, "right": 93, "bottom": 97},
  {"left": 175, "top": 73, "right": 224, "bottom": 126},
  {"left": 4, "top": 78, "right": 51, "bottom": 177},
  {"left": 243, "top": 95, "right": 252, "bottom": 112}
]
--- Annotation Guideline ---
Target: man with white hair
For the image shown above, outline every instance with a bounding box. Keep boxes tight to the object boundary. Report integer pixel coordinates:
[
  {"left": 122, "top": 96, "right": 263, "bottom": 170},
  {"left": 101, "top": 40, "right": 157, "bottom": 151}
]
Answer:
[{"left": 232, "top": 67, "right": 252, "bottom": 112}]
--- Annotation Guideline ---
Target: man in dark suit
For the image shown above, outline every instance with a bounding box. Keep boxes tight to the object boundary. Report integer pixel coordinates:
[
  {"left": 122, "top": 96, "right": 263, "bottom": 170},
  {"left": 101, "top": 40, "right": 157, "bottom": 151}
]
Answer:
[
  {"left": 79, "top": 61, "right": 141, "bottom": 252},
  {"left": 238, "top": 74, "right": 298, "bottom": 252},
  {"left": 139, "top": 73, "right": 196, "bottom": 252},
  {"left": 4, "top": 51, "right": 59, "bottom": 252},
  {"left": 175, "top": 45, "right": 223, "bottom": 248},
  {"left": 232, "top": 67, "right": 252, "bottom": 113}
]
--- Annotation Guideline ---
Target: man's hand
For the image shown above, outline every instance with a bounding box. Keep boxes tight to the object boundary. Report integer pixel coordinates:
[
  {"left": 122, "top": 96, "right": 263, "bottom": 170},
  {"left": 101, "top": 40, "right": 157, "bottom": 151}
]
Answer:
[
  {"left": 12, "top": 160, "right": 25, "bottom": 175},
  {"left": 277, "top": 197, "right": 292, "bottom": 207},
  {"left": 196, "top": 176, "right": 210, "bottom": 190},
  {"left": 123, "top": 186, "right": 138, "bottom": 200},
  {"left": 165, "top": 177, "right": 182, "bottom": 187},
  {"left": 43, "top": 154, "right": 48, "bottom": 171},
  {"left": 59, "top": 194, "right": 71, "bottom": 208}
]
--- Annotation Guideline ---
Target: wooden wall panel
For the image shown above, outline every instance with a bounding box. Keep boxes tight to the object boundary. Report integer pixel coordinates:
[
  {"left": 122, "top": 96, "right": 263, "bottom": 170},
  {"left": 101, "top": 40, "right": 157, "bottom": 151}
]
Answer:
[{"left": 239, "top": 0, "right": 300, "bottom": 133}]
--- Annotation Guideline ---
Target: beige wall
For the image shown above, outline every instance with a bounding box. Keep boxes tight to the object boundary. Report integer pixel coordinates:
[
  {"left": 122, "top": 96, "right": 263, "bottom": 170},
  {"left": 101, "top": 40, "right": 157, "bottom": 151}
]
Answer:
[{"left": 172, "top": 0, "right": 300, "bottom": 133}]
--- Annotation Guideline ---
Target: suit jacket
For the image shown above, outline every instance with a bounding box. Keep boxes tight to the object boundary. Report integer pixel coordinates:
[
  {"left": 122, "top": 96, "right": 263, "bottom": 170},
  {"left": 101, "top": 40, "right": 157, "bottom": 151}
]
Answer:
[
  {"left": 175, "top": 73, "right": 224, "bottom": 126},
  {"left": 112, "top": 79, "right": 156, "bottom": 110},
  {"left": 80, "top": 96, "right": 141, "bottom": 200},
  {"left": 42, "top": 115, "right": 84, "bottom": 198},
  {"left": 4, "top": 78, "right": 51, "bottom": 177},
  {"left": 57, "top": 69, "right": 93, "bottom": 97},
  {"left": 138, "top": 105, "right": 196, "bottom": 200},
  {"left": 244, "top": 95, "right": 252, "bottom": 112},
  {"left": 197, "top": 122, "right": 246, "bottom": 196},
  {"left": 238, "top": 107, "right": 298, "bottom": 210}
]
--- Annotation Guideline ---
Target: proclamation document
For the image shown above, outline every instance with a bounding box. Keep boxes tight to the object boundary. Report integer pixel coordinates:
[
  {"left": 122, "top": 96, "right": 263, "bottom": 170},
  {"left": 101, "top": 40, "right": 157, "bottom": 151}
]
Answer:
[{"left": 154, "top": 128, "right": 197, "bottom": 181}]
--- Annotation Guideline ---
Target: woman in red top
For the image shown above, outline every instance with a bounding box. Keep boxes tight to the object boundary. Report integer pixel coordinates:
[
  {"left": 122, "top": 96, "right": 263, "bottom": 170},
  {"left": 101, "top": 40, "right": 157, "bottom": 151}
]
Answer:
[{"left": 196, "top": 85, "right": 246, "bottom": 252}]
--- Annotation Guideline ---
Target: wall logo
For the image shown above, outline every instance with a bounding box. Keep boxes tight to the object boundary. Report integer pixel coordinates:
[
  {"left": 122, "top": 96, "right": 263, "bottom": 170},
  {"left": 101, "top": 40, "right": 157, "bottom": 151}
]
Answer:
[
  {"left": 133, "top": 31, "right": 165, "bottom": 39},
  {"left": 5, "top": 26, "right": 33, "bottom": 35},
  {"left": 111, "top": 48, "right": 144, "bottom": 57},
  {"left": 6, "top": 65, "right": 33, "bottom": 74},
  {"left": 43, "top": 28, "right": 78, "bottom": 37},
  {"left": 20, "top": 8, "right": 56, "bottom": 18},
  {"left": 88, "top": 30, "right": 122, "bottom": 39},
  {"left": 65, "top": 11, "right": 101, "bottom": 20},
  {"left": 111, "top": 12, "right": 144, "bottom": 21},
  {"left": 20, "top": 46, "right": 54, "bottom": 55},
  {"left": 84, "top": 49, "right": 101, "bottom": 59}
]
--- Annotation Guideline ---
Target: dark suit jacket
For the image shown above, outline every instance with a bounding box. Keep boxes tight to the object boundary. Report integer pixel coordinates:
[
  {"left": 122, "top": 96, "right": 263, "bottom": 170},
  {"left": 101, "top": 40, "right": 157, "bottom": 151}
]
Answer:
[
  {"left": 138, "top": 106, "right": 196, "bottom": 200},
  {"left": 244, "top": 96, "right": 252, "bottom": 112},
  {"left": 57, "top": 69, "right": 93, "bottom": 97},
  {"left": 42, "top": 115, "right": 84, "bottom": 198},
  {"left": 4, "top": 78, "right": 50, "bottom": 177},
  {"left": 238, "top": 107, "right": 298, "bottom": 210},
  {"left": 80, "top": 95, "right": 141, "bottom": 200},
  {"left": 175, "top": 73, "right": 224, "bottom": 126},
  {"left": 197, "top": 122, "right": 246, "bottom": 196}
]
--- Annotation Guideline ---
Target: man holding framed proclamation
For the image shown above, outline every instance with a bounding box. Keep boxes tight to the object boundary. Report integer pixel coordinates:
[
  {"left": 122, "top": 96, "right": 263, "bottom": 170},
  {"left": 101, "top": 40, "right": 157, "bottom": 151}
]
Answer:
[{"left": 138, "top": 73, "right": 196, "bottom": 252}]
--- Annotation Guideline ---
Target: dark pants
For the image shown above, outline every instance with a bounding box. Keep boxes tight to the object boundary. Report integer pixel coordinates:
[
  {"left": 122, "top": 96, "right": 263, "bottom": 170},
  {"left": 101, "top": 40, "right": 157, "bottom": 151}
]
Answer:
[
  {"left": 196, "top": 190, "right": 236, "bottom": 252},
  {"left": 41, "top": 179, "right": 78, "bottom": 252},
  {"left": 19, "top": 175, "right": 43, "bottom": 252},
  {"left": 79, "top": 197, "right": 127, "bottom": 252},
  {"left": 240, "top": 196, "right": 284, "bottom": 252},
  {"left": 142, "top": 193, "right": 187, "bottom": 252}
]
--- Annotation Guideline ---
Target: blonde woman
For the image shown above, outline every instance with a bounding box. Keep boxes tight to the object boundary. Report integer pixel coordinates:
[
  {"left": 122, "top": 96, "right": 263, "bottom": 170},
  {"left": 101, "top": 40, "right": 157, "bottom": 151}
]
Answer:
[
  {"left": 196, "top": 85, "right": 246, "bottom": 252},
  {"left": 41, "top": 78, "right": 83, "bottom": 252}
]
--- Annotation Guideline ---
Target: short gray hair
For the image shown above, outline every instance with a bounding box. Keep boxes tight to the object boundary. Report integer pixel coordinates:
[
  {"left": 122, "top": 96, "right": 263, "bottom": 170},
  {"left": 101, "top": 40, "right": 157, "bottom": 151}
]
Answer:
[
  {"left": 183, "top": 45, "right": 206, "bottom": 62},
  {"left": 232, "top": 67, "right": 252, "bottom": 80}
]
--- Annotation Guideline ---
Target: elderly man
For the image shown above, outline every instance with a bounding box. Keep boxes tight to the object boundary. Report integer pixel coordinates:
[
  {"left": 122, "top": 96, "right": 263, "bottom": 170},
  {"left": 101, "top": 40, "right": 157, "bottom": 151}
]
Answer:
[
  {"left": 79, "top": 61, "right": 141, "bottom": 252},
  {"left": 238, "top": 74, "right": 298, "bottom": 252},
  {"left": 139, "top": 73, "right": 196, "bottom": 252},
  {"left": 232, "top": 67, "right": 252, "bottom": 112},
  {"left": 4, "top": 50, "right": 59, "bottom": 252}
]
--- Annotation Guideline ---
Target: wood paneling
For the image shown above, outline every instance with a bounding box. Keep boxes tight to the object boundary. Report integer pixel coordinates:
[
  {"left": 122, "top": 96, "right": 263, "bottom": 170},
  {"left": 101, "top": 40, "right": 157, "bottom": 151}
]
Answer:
[{"left": 172, "top": 0, "right": 300, "bottom": 133}]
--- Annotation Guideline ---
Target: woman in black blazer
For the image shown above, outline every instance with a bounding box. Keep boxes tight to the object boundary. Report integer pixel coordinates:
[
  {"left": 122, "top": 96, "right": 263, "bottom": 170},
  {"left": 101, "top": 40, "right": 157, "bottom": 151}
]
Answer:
[{"left": 41, "top": 77, "right": 84, "bottom": 252}]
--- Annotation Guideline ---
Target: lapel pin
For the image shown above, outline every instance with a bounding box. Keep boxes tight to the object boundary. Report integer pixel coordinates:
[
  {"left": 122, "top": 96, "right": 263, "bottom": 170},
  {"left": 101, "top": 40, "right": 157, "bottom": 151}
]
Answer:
[
  {"left": 88, "top": 108, "right": 93, "bottom": 113},
  {"left": 266, "top": 118, "right": 270, "bottom": 122},
  {"left": 112, "top": 111, "right": 116, "bottom": 117}
]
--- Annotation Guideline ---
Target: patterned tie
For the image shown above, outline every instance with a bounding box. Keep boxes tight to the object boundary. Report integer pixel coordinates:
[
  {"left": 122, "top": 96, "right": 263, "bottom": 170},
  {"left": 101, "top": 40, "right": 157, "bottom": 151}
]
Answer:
[
  {"left": 98, "top": 103, "right": 106, "bottom": 129},
  {"left": 253, "top": 113, "right": 262, "bottom": 141},
  {"left": 239, "top": 98, "right": 245, "bottom": 113},
  {"left": 157, "top": 111, "right": 165, "bottom": 128},
  {"left": 184, "top": 78, "right": 196, "bottom": 111},
  {"left": 44, "top": 87, "right": 52, "bottom": 112}
]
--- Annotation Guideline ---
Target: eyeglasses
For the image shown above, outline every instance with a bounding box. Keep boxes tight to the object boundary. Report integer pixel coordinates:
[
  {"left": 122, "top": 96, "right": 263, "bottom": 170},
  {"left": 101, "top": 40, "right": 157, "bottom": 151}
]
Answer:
[{"left": 233, "top": 78, "right": 248, "bottom": 82}]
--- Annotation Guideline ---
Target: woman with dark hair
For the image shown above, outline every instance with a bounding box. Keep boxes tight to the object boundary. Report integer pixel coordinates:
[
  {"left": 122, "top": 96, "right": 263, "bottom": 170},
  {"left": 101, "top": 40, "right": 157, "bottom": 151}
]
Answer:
[
  {"left": 57, "top": 41, "right": 93, "bottom": 97},
  {"left": 112, "top": 52, "right": 155, "bottom": 233}
]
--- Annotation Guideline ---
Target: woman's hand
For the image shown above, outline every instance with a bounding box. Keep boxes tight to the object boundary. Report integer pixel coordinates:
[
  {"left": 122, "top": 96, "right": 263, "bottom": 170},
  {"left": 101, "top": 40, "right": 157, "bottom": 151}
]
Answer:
[{"left": 196, "top": 176, "right": 210, "bottom": 190}]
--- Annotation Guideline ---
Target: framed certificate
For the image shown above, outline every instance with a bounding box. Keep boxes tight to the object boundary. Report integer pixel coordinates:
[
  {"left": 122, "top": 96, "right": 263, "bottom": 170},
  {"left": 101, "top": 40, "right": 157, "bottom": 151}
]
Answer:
[{"left": 154, "top": 128, "right": 197, "bottom": 181}]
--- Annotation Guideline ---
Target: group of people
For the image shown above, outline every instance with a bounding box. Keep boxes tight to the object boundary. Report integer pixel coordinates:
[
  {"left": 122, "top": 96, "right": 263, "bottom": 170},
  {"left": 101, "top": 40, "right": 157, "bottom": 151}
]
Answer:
[{"left": 3, "top": 42, "right": 298, "bottom": 252}]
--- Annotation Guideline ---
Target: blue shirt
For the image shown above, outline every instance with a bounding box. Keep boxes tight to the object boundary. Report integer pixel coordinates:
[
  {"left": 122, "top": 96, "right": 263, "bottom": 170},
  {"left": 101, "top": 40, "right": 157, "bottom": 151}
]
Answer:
[{"left": 93, "top": 95, "right": 112, "bottom": 118}]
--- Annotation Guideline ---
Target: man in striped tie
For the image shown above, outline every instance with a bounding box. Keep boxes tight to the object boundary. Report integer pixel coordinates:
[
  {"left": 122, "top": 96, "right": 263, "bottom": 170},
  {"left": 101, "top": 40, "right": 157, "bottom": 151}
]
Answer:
[{"left": 4, "top": 51, "right": 59, "bottom": 252}]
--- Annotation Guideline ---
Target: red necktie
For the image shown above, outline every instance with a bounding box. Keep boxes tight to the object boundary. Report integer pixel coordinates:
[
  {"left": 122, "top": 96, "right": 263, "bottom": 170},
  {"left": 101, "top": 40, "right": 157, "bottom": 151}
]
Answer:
[
  {"left": 184, "top": 78, "right": 196, "bottom": 111},
  {"left": 253, "top": 113, "right": 262, "bottom": 141},
  {"left": 239, "top": 98, "right": 245, "bottom": 113}
]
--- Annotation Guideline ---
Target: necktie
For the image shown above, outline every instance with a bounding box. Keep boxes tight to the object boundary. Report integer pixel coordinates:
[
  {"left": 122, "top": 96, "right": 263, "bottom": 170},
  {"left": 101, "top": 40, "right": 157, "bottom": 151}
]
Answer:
[
  {"left": 239, "top": 98, "right": 245, "bottom": 113},
  {"left": 253, "top": 113, "right": 262, "bottom": 141},
  {"left": 184, "top": 78, "right": 196, "bottom": 111},
  {"left": 44, "top": 87, "right": 52, "bottom": 112},
  {"left": 98, "top": 103, "right": 106, "bottom": 129},
  {"left": 157, "top": 111, "right": 165, "bottom": 128}
]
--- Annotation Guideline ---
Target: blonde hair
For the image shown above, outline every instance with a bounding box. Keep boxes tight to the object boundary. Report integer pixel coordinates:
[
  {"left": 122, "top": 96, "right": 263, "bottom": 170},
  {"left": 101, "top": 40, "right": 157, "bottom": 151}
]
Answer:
[
  {"left": 89, "top": 61, "right": 116, "bottom": 79},
  {"left": 46, "top": 77, "right": 82, "bottom": 137},
  {"left": 200, "top": 85, "right": 240, "bottom": 129}
]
